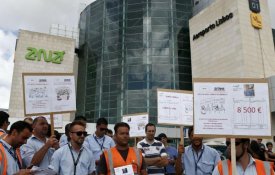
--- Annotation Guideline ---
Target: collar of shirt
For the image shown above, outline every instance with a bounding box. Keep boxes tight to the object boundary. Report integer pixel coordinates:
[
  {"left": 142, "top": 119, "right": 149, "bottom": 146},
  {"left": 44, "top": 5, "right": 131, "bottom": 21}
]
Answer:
[
  {"left": 30, "top": 135, "right": 48, "bottom": 143},
  {"left": 143, "top": 138, "right": 158, "bottom": 145},
  {"left": 0, "top": 139, "right": 15, "bottom": 154},
  {"left": 68, "top": 142, "right": 85, "bottom": 152},
  {"left": 93, "top": 133, "right": 105, "bottom": 140},
  {"left": 0, "top": 129, "right": 6, "bottom": 134},
  {"left": 237, "top": 154, "right": 255, "bottom": 168}
]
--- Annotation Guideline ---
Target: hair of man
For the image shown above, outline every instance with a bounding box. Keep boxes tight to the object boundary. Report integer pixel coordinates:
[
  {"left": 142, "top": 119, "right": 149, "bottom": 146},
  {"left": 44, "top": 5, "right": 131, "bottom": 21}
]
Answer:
[{"left": 114, "top": 122, "right": 130, "bottom": 134}]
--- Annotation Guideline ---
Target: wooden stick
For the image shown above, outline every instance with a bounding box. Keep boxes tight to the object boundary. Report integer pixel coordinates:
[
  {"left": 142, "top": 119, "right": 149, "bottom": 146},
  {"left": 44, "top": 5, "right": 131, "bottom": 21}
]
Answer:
[
  {"left": 50, "top": 113, "right": 55, "bottom": 136},
  {"left": 231, "top": 138, "right": 237, "bottom": 175},
  {"left": 180, "top": 126, "right": 184, "bottom": 145}
]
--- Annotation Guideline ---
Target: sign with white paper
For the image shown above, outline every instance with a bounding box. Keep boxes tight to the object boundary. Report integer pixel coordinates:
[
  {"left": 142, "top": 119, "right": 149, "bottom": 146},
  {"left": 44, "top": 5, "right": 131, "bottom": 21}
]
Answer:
[
  {"left": 32, "top": 114, "right": 63, "bottom": 128},
  {"left": 193, "top": 79, "right": 271, "bottom": 137},
  {"left": 157, "top": 89, "right": 193, "bottom": 126},
  {"left": 122, "top": 113, "right": 148, "bottom": 137},
  {"left": 114, "top": 165, "right": 134, "bottom": 175},
  {"left": 23, "top": 74, "right": 76, "bottom": 115}
]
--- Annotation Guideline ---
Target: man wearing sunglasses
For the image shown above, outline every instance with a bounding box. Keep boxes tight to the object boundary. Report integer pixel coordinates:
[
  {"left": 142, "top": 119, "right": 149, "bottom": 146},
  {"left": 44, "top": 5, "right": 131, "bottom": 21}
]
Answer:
[
  {"left": 84, "top": 117, "right": 115, "bottom": 167},
  {"left": 49, "top": 120, "right": 96, "bottom": 175},
  {"left": 212, "top": 138, "right": 274, "bottom": 175}
]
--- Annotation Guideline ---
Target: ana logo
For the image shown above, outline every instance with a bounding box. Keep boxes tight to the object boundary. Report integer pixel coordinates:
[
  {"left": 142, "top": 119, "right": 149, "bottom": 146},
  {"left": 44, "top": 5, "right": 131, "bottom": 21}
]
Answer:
[{"left": 25, "top": 47, "right": 65, "bottom": 64}]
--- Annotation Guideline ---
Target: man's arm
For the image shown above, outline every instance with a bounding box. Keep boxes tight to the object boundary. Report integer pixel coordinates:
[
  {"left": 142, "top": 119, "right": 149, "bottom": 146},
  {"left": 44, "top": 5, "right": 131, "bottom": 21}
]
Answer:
[{"left": 31, "top": 135, "right": 57, "bottom": 166}]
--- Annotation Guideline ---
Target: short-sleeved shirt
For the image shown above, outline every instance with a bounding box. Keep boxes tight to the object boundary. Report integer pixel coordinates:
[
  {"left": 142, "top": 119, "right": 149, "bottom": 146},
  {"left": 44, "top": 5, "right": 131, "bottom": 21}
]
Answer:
[
  {"left": 137, "top": 138, "right": 167, "bottom": 175},
  {"left": 165, "top": 146, "right": 178, "bottom": 174},
  {"left": 20, "top": 135, "right": 55, "bottom": 169},
  {"left": 0, "top": 139, "right": 20, "bottom": 175},
  {"left": 84, "top": 134, "right": 115, "bottom": 161},
  {"left": 59, "top": 134, "right": 68, "bottom": 147},
  {"left": 97, "top": 147, "right": 146, "bottom": 174},
  {"left": 49, "top": 143, "right": 95, "bottom": 175},
  {"left": 181, "top": 144, "right": 220, "bottom": 175}
]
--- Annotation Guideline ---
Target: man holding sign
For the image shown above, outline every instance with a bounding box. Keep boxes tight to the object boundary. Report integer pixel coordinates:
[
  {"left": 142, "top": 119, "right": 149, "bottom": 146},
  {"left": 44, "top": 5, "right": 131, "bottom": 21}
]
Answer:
[
  {"left": 175, "top": 127, "right": 220, "bottom": 175},
  {"left": 212, "top": 138, "right": 274, "bottom": 175}
]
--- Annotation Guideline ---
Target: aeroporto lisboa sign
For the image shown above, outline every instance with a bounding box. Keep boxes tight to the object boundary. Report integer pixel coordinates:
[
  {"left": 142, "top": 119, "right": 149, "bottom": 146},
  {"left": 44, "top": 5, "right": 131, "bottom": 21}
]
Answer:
[{"left": 25, "top": 47, "right": 65, "bottom": 64}]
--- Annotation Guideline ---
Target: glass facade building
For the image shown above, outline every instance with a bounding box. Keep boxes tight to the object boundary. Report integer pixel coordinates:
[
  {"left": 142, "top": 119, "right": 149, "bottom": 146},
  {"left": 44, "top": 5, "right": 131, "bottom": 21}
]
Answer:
[{"left": 77, "top": 0, "right": 193, "bottom": 123}]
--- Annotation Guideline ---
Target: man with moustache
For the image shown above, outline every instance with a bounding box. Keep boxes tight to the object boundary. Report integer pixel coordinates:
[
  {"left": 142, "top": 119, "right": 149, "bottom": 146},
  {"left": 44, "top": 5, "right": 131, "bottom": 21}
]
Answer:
[
  {"left": 212, "top": 138, "right": 274, "bottom": 175},
  {"left": 175, "top": 126, "right": 220, "bottom": 175},
  {"left": 49, "top": 121, "right": 95, "bottom": 175},
  {"left": 97, "top": 122, "right": 147, "bottom": 175},
  {"left": 0, "top": 121, "right": 33, "bottom": 175},
  {"left": 21, "top": 116, "right": 59, "bottom": 169}
]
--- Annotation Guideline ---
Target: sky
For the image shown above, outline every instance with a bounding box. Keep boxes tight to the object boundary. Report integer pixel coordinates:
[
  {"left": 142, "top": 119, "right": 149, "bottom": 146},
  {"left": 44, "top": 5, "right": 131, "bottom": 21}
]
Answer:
[{"left": 0, "top": 0, "right": 275, "bottom": 109}]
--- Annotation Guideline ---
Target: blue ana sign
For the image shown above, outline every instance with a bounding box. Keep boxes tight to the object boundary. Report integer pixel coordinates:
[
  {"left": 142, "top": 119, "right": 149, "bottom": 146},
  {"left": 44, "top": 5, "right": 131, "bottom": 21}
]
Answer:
[{"left": 25, "top": 47, "right": 65, "bottom": 64}]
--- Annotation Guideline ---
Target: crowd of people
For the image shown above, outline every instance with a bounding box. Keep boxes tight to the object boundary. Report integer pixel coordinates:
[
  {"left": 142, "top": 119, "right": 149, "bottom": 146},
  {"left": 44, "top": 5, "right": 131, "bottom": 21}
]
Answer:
[{"left": 0, "top": 110, "right": 275, "bottom": 175}]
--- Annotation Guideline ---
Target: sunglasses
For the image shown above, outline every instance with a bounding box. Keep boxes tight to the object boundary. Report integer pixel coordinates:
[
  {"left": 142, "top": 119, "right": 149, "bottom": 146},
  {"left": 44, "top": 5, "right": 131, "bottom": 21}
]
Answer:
[
  {"left": 71, "top": 131, "right": 88, "bottom": 137},
  {"left": 226, "top": 141, "right": 242, "bottom": 147},
  {"left": 100, "top": 128, "right": 108, "bottom": 132}
]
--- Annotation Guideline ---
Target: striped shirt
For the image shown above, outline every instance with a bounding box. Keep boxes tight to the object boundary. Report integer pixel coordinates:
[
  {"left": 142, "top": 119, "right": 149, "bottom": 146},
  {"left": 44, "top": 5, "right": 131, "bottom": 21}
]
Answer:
[{"left": 137, "top": 138, "right": 167, "bottom": 175}]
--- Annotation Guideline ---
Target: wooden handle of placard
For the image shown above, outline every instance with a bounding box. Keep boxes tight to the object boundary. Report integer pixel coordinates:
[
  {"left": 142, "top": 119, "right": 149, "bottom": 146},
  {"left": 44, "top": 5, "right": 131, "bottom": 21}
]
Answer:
[
  {"left": 180, "top": 126, "right": 184, "bottom": 145},
  {"left": 231, "top": 138, "right": 237, "bottom": 175},
  {"left": 50, "top": 113, "right": 55, "bottom": 136}
]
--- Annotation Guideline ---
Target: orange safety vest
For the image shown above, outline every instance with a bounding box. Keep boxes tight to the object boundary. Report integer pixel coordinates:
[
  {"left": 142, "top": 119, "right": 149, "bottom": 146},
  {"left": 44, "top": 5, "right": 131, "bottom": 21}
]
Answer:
[
  {"left": 0, "top": 133, "right": 23, "bottom": 169},
  {"left": 0, "top": 144, "right": 8, "bottom": 175},
  {"left": 217, "top": 159, "right": 274, "bottom": 175},
  {"left": 104, "top": 147, "right": 143, "bottom": 175}
]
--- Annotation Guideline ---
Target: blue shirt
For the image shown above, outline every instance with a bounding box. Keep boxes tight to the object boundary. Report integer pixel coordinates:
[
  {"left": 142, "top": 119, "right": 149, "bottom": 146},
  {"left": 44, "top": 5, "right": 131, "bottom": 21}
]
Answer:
[
  {"left": 182, "top": 144, "right": 220, "bottom": 175},
  {"left": 49, "top": 143, "right": 96, "bottom": 175},
  {"left": 165, "top": 146, "right": 178, "bottom": 173},
  {"left": 84, "top": 134, "right": 115, "bottom": 161},
  {"left": 0, "top": 139, "right": 19, "bottom": 175},
  {"left": 20, "top": 136, "right": 55, "bottom": 169},
  {"left": 59, "top": 134, "right": 68, "bottom": 147}
]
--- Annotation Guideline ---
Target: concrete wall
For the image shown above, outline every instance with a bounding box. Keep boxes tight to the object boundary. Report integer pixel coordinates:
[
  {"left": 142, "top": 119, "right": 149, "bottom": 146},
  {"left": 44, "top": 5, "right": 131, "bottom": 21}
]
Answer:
[
  {"left": 9, "top": 30, "right": 78, "bottom": 122},
  {"left": 190, "top": 0, "right": 275, "bottom": 78}
]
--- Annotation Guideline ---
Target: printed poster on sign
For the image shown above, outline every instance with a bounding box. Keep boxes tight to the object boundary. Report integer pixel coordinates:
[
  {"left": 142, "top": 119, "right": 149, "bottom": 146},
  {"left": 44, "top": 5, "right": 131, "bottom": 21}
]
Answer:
[
  {"left": 23, "top": 74, "right": 76, "bottom": 115},
  {"left": 157, "top": 89, "right": 193, "bottom": 126},
  {"left": 122, "top": 113, "right": 148, "bottom": 137},
  {"left": 193, "top": 79, "right": 271, "bottom": 137}
]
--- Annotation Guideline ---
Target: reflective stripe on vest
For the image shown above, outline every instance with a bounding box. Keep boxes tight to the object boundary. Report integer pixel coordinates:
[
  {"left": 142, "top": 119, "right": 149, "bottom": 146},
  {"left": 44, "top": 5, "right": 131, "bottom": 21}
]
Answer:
[
  {"left": 106, "top": 147, "right": 141, "bottom": 175},
  {"left": 218, "top": 159, "right": 273, "bottom": 175},
  {"left": 0, "top": 144, "right": 7, "bottom": 175}
]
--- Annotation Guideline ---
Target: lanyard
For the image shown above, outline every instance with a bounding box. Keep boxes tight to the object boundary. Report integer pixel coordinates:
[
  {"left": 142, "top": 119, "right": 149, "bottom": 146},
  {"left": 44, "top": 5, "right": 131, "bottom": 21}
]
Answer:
[
  {"left": 192, "top": 147, "right": 204, "bottom": 174},
  {"left": 0, "top": 141, "right": 21, "bottom": 169},
  {"left": 93, "top": 135, "right": 105, "bottom": 151},
  {"left": 68, "top": 144, "right": 83, "bottom": 175}
]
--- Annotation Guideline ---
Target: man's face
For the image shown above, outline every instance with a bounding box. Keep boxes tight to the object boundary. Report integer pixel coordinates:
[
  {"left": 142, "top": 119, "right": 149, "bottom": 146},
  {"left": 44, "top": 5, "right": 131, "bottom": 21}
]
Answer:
[
  {"left": 12, "top": 128, "right": 32, "bottom": 148},
  {"left": 226, "top": 138, "right": 247, "bottom": 161},
  {"left": 96, "top": 124, "right": 108, "bottom": 137},
  {"left": 257, "top": 139, "right": 262, "bottom": 144},
  {"left": 160, "top": 137, "right": 168, "bottom": 145},
  {"left": 189, "top": 130, "right": 203, "bottom": 147},
  {"left": 33, "top": 118, "right": 48, "bottom": 136},
  {"left": 267, "top": 144, "right": 273, "bottom": 151},
  {"left": 115, "top": 126, "right": 129, "bottom": 146},
  {"left": 69, "top": 125, "right": 87, "bottom": 146},
  {"left": 3, "top": 120, "right": 10, "bottom": 131},
  {"left": 146, "top": 126, "right": 155, "bottom": 141}
]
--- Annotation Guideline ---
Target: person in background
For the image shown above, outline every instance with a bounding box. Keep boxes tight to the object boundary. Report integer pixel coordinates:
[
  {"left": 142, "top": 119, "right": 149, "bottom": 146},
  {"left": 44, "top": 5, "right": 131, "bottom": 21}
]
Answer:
[
  {"left": 23, "top": 117, "right": 33, "bottom": 126},
  {"left": 0, "top": 121, "right": 33, "bottom": 175},
  {"left": 59, "top": 123, "right": 71, "bottom": 147},
  {"left": 20, "top": 116, "right": 59, "bottom": 169},
  {"left": 250, "top": 140, "right": 267, "bottom": 161},
  {"left": 266, "top": 142, "right": 275, "bottom": 162},
  {"left": 97, "top": 122, "right": 147, "bottom": 175},
  {"left": 106, "top": 129, "right": 113, "bottom": 138},
  {"left": 258, "top": 138, "right": 266, "bottom": 150},
  {"left": 158, "top": 133, "right": 177, "bottom": 175},
  {"left": 84, "top": 117, "right": 115, "bottom": 167},
  {"left": 49, "top": 121, "right": 95, "bottom": 175},
  {"left": 212, "top": 138, "right": 274, "bottom": 175},
  {"left": 0, "top": 111, "right": 10, "bottom": 136},
  {"left": 137, "top": 123, "right": 168, "bottom": 175},
  {"left": 175, "top": 126, "right": 220, "bottom": 175}
]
